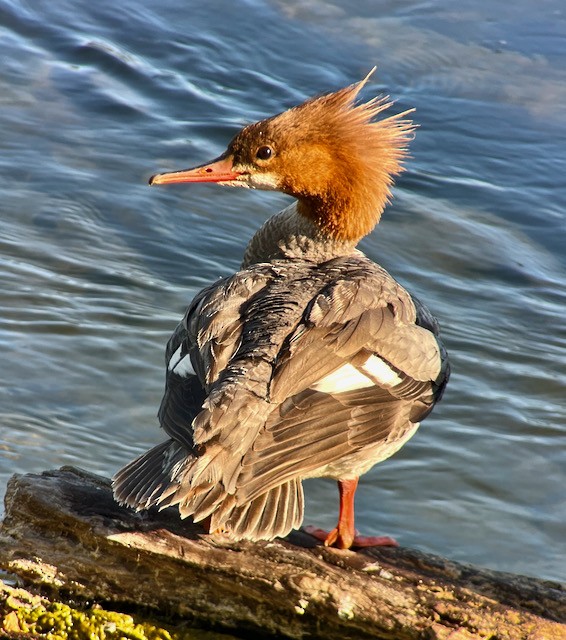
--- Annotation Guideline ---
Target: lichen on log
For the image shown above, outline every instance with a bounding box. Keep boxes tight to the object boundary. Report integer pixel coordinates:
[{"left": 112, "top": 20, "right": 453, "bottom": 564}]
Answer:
[
  {"left": 0, "top": 467, "right": 564, "bottom": 640},
  {"left": 0, "top": 578, "right": 231, "bottom": 639}
]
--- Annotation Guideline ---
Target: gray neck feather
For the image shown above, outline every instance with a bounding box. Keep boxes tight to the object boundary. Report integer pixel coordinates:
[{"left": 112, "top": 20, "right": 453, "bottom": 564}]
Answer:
[{"left": 241, "top": 202, "right": 358, "bottom": 267}]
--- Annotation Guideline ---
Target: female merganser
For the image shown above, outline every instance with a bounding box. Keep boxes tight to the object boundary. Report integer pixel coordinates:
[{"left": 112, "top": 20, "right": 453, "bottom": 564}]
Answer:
[{"left": 113, "top": 72, "right": 449, "bottom": 549}]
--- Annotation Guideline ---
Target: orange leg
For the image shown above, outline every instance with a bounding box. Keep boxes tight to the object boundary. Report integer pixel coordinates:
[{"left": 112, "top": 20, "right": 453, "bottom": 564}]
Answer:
[{"left": 306, "top": 478, "right": 398, "bottom": 549}]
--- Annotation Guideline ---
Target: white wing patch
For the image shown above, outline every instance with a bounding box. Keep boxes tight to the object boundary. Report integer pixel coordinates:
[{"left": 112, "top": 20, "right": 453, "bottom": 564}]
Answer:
[
  {"left": 361, "top": 355, "right": 402, "bottom": 386},
  {"left": 168, "top": 345, "right": 195, "bottom": 377},
  {"left": 311, "top": 363, "right": 374, "bottom": 394},
  {"left": 168, "top": 345, "right": 183, "bottom": 371},
  {"left": 310, "top": 356, "right": 402, "bottom": 394}
]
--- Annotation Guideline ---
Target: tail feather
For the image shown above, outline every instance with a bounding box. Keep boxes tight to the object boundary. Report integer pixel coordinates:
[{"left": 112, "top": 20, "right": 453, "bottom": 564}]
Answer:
[
  {"left": 114, "top": 441, "right": 304, "bottom": 542},
  {"left": 220, "top": 479, "right": 304, "bottom": 541},
  {"left": 112, "top": 440, "right": 193, "bottom": 511}
]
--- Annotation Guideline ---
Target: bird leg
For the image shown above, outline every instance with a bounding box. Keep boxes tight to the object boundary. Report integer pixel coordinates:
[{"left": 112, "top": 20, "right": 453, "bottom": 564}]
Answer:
[{"left": 306, "top": 478, "right": 398, "bottom": 549}]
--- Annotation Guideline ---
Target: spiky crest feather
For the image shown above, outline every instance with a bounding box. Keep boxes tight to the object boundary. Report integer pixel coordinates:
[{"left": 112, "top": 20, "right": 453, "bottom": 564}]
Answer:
[{"left": 244, "top": 69, "right": 416, "bottom": 241}]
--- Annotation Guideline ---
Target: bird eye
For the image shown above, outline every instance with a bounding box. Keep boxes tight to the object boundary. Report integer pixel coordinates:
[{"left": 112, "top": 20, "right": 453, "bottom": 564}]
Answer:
[{"left": 256, "top": 145, "right": 273, "bottom": 161}]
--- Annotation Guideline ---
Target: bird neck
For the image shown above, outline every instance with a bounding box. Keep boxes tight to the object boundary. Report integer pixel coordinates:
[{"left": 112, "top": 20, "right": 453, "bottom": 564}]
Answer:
[{"left": 241, "top": 202, "right": 359, "bottom": 267}]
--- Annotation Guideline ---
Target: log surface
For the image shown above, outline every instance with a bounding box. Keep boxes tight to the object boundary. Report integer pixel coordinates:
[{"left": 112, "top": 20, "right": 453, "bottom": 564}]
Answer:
[{"left": 0, "top": 467, "right": 564, "bottom": 640}]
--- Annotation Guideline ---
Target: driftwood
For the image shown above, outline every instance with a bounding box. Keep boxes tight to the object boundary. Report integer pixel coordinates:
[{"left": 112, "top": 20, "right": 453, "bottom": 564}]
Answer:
[{"left": 0, "top": 467, "right": 564, "bottom": 640}]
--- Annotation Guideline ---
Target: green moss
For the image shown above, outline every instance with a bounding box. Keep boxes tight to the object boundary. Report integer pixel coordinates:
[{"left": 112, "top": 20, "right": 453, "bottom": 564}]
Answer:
[{"left": 1, "top": 582, "right": 228, "bottom": 640}]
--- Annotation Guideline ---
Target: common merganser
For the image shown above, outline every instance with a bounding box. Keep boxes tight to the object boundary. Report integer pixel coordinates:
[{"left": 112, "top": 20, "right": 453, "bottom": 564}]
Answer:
[{"left": 113, "top": 71, "right": 450, "bottom": 549}]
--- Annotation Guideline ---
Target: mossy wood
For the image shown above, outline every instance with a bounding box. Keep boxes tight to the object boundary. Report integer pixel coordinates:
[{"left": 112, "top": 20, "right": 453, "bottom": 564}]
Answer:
[{"left": 0, "top": 467, "right": 564, "bottom": 640}]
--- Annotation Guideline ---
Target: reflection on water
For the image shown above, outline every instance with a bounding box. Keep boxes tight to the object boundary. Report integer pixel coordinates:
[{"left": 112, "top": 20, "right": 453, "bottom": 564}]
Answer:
[{"left": 0, "top": 0, "right": 565, "bottom": 593}]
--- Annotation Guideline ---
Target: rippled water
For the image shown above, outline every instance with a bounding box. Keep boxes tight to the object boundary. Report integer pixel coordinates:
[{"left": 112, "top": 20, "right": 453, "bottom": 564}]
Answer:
[{"left": 1, "top": 0, "right": 565, "bottom": 604}]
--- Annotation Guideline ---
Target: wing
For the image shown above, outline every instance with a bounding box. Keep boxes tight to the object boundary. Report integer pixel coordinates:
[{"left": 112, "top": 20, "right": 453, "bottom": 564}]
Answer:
[
  {"left": 233, "top": 259, "right": 448, "bottom": 505},
  {"left": 158, "top": 268, "right": 275, "bottom": 446}
]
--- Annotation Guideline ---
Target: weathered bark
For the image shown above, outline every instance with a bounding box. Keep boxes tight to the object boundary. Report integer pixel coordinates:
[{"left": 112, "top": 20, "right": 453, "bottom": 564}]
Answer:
[{"left": 0, "top": 467, "right": 564, "bottom": 640}]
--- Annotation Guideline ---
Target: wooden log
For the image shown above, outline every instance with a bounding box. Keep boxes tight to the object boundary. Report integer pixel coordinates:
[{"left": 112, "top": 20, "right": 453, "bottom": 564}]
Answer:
[{"left": 0, "top": 467, "right": 564, "bottom": 640}]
